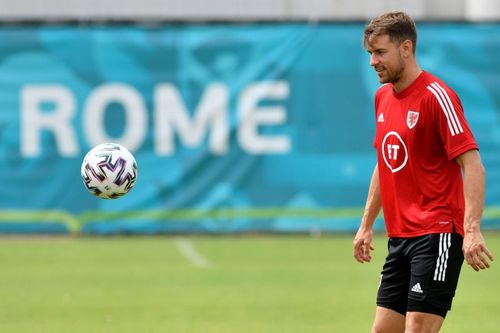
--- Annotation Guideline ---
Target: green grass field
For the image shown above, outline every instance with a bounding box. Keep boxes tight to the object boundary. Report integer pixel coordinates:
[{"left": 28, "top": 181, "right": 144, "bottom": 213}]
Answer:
[{"left": 0, "top": 233, "right": 498, "bottom": 332}]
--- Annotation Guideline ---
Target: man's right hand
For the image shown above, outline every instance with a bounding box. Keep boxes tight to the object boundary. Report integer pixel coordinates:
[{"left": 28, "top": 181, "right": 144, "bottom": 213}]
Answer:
[{"left": 353, "top": 227, "right": 374, "bottom": 263}]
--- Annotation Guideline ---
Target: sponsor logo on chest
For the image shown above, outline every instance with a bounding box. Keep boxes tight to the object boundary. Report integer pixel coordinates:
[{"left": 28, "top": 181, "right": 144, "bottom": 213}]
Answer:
[
  {"left": 377, "top": 109, "right": 419, "bottom": 173},
  {"left": 382, "top": 131, "right": 408, "bottom": 173}
]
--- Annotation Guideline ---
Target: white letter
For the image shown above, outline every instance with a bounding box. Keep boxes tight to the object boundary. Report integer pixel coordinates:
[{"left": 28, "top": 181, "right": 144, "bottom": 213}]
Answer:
[
  {"left": 388, "top": 144, "right": 400, "bottom": 160},
  {"left": 238, "top": 81, "right": 291, "bottom": 154},
  {"left": 83, "top": 84, "right": 147, "bottom": 151},
  {"left": 154, "top": 83, "right": 228, "bottom": 155},
  {"left": 21, "top": 84, "right": 78, "bottom": 157}
]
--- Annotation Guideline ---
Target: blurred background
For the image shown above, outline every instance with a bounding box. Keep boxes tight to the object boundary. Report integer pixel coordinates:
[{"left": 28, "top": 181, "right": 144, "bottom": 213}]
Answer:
[
  {"left": 0, "top": 0, "right": 500, "bottom": 235},
  {"left": 1, "top": 2, "right": 499, "bottom": 333},
  {"left": 1, "top": 0, "right": 500, "bottom": 235}
]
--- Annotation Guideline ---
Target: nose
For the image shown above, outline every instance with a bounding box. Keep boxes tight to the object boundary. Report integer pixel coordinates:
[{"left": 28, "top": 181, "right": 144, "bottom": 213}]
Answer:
[{"left": 370, "top": 53, "right": 379, "bottom": 67}]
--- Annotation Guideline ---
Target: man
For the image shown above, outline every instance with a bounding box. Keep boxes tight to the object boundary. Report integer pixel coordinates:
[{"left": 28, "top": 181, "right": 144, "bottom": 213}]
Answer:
[{"left": 353, "top": 11, "right": 494, "bottom": 333}]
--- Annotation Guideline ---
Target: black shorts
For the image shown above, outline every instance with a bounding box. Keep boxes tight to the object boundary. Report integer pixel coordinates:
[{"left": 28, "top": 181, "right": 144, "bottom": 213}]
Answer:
[{"left": 376, "top": 233, "right": 464, "bottom": 318}]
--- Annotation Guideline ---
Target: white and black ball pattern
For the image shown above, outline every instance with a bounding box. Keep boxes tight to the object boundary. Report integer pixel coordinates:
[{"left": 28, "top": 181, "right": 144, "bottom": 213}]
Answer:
[{"left": 81, "top": 143, "right": 138, "bottom": 199}]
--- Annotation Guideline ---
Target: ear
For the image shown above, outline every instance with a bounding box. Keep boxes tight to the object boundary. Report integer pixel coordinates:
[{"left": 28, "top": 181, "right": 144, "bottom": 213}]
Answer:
[{"left": 400, "top": 40, "right": 414, "bottom": 57}]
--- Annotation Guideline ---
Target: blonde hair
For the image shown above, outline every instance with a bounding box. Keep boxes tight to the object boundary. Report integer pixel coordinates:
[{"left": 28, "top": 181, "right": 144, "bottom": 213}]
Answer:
[{"left": 363, "top": 11, "right": 417, "bottom": 54}]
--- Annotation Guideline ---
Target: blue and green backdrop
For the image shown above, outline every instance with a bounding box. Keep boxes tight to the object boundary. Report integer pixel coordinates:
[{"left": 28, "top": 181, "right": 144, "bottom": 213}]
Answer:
[{"left": 1, "top": 23, "right": 499, "bottom": 234}]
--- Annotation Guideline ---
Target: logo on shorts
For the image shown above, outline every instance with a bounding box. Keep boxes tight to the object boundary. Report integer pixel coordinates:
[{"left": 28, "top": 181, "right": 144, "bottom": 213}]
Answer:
[{"left": 411, "top": 282, "right": 424, "bottom": 294}]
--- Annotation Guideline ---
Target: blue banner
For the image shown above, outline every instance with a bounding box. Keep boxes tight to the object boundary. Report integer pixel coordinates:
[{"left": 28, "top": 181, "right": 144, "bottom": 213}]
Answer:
[{"left": 1, "top": 23, "right": 500, "bottom": 234}]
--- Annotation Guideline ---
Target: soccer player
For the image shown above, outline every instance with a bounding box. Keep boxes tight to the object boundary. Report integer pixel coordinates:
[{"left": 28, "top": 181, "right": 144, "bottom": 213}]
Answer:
[{"left": 353, "top": 11, "right": 494, "bottom": 333}]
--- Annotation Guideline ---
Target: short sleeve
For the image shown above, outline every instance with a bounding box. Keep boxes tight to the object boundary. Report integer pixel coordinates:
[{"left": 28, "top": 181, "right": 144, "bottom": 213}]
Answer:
[
  {"left": 373, "top": 89, "right": 381, "bottom": 149},
  {"left": 426, "top": 82, "right": 478, "bottom": 160}
]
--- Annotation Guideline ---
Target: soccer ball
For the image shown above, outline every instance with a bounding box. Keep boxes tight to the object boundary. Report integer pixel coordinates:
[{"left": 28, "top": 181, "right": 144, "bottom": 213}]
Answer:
[{"left": 81, "top": 143, "right": 138, "bottom": 199}]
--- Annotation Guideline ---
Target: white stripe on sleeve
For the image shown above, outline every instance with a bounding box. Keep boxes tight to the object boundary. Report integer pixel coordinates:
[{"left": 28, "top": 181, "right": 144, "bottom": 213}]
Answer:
[
  {"left": 427, "top": 85, "right": 456, "bottom": 136},
  {"left": 432, "top": 82, "right": 464, "bottom": 134}
]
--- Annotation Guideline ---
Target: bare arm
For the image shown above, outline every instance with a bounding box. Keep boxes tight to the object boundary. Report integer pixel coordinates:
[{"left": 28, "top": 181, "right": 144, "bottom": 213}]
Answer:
[
  {"left": 455, "top": 149, "right": 494, "bottom": 271},
  {"left": 353, "top": 164, "right": 382, "bottom": 263}
]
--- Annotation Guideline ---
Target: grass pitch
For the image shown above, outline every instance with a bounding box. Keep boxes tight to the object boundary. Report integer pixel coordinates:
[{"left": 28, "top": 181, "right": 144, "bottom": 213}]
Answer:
[{"left": 0, "top": 233, "right": 498, "bottom": 332}]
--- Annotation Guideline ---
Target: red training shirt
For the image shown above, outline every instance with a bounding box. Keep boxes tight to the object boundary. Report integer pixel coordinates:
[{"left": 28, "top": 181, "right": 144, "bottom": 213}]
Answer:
[{"left": 373, "top": 71, "right": 478, "bottom": 237}]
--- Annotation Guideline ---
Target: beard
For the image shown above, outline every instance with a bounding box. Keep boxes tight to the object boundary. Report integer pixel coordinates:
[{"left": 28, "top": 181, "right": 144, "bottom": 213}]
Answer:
[{"left": 376, "top": 54, "right": 406, "bottom": 84}]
